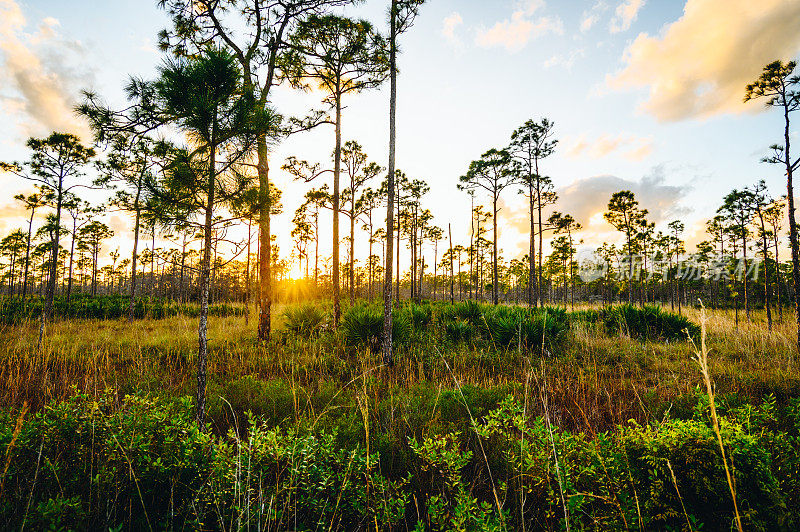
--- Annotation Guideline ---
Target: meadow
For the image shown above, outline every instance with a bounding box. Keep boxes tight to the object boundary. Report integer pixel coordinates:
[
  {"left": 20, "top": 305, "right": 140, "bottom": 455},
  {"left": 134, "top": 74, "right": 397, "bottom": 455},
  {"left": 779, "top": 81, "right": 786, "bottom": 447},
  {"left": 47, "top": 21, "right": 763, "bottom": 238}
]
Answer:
[{"left": 1, "top": 299, "right": 799, "bottom": 530}]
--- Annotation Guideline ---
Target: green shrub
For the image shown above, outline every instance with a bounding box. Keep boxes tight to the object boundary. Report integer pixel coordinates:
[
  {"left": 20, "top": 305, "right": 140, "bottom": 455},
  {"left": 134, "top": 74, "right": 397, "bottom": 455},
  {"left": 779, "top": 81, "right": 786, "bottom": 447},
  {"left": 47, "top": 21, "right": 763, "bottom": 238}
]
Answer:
[
  {"left": 569, "top": 309, "right": 600, "bottom": 324},
  {"left": 340, "top": 305, "right": 412, "bottom": 352},
  {"left": 0, "top": 391, "right": 409, "bottom": 530},
  {"left": 601, "top": 304, "right": 700, "bottom": 341},
  {"left": 0, "top": 295, "right": 244, "bottom": 323},
  {"left": 282, "top": 303, "right": 327, "bottom": 338},
  {"left": 445, "top": 319, "right": 473, "bottom": 343},
  {"left": 2, "top": 391, "right": 799, "bottom": 531},
  {"left": 454, "top": 300, "right": 484, "bottom": 326},
  {"left": 407, "top": 302, "right": 432, "bottom": 331},
  {"left": 208, "top": 376, "right": 296, "bottom": 429},
  {"left": 484, "top": 307, "right": 569, "bottom": 353}
]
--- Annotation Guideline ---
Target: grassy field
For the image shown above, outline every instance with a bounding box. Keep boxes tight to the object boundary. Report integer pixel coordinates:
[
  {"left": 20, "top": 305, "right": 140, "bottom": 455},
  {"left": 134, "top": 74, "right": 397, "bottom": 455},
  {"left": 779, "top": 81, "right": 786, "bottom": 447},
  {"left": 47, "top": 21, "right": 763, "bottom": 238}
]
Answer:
[{"left": 1, "top": 301, "right": 799, "bottom": 530}]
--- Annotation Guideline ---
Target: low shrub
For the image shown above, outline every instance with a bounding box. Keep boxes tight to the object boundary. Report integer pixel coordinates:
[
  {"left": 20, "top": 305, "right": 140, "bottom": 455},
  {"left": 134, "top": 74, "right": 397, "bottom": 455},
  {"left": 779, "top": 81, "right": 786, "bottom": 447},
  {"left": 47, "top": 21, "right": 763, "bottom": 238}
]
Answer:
[
  {"left": 2, "top": 391, "right": 798, "bottom": 530},
  {"left": 340, "top": 304, "right": 412, "bottom": 352},
  {"left": 407, "top": 302, "right": 433, "bottom": 331},
  {"left": 453, "top": 299, "right": 484, "bottom": 326},
  {"left": 0, "top": 295, "right": 244, "bottom": 323},
  {"left": 0, "top": 391, "right": 408, "bottom": 530},
  {"left": 569, "top": 308, "right": 600, "bottom": 324},
  {"left": 484, "top": 306, "right": 570, "bottom": 353},
  {"left": 601, "top": 304, "right": 700, "bottom": 341},
  {"left": 445, "top": 319, "right": 473, "bottom": 343},
  {"left": 281, "top": 303, "right": 327, "bottom": 338}
]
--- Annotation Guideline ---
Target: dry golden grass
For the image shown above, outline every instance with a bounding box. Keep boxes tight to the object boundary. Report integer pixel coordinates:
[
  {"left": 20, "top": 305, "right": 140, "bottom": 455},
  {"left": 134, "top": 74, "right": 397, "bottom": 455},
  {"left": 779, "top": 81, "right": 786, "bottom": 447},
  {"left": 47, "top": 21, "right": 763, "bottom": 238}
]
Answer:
[{"left": 1, "top": 305, "right": 797, "bottom": 434}]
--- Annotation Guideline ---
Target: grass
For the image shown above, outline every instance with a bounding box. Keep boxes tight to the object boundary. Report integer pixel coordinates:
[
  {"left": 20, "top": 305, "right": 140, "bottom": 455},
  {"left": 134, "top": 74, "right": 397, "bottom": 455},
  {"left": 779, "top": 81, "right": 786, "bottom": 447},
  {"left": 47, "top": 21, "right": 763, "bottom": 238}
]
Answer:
[
  {"left": 1, "top": 301, "right": 799, "bottom": 529},
  {"left": 1, "top": 302, "right": 797, "bottom": 426}
]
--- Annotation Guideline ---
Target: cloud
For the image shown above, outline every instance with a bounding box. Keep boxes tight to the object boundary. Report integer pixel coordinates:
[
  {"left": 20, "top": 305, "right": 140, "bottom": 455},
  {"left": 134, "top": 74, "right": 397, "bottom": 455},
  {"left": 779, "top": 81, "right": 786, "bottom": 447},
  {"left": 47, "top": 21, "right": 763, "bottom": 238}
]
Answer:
[
  {"left": 607, "top": 0, "right": 800, "bottom": 122},
  {"left": 580, "top": 14, "right": 599, "bottom": 33},
  {"left": 544, "top": 48, "right": 585, "bottom": 70},
  {"left": 0, "top": 194, "right": 31, "bottom": 233},
  {"left": 497, "top": 166, "right": 690, "bottom": 255},
  {"left": 0, "top": 0, "right": 93, "bottom": 139},
  {"left": 108, "top": 214, "right": 129, "bottom": 236},
  {"left": 559, "top": 166, "right": 690, "bottom": 230},
  {"left": 442, "top": 12, "right": 464, "bottom": 47},
  {"left": 567, "top": 133, "right": 654, "bottom": 161},
  {"left": 475, "top": 0, "right": 563, "bottom": 53},
  {"left": 609, "top": 0, "right": 645, "bottom": 33},
  {"left": 625, "top": 142, "right": 653, "bottom": 161},
  {"left": 580, "top": 1, "right": 608, "bottom": 32}
]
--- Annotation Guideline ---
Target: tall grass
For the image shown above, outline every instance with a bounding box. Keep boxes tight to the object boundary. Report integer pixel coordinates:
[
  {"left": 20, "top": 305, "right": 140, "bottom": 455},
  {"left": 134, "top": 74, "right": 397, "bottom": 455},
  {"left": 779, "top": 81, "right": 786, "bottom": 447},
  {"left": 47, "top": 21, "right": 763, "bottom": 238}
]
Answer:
[
  {"left": 0, "top": 300, "right": 798, "bottom": 529},
  {"left": 691, "top": 305, "right": 743, "bottom": 532}
]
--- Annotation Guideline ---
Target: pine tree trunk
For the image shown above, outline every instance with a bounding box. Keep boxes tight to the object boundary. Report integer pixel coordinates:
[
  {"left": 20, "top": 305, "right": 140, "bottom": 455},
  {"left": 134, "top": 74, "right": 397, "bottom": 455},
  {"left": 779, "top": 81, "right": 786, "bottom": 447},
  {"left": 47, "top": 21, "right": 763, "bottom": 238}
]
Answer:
[
  {"left": 758, "top": 214, "right": 773, "bottom": 330},
  {"left": 774, "top": 235, "right": 782, "bottom": 322},
  {"left": 529, "top": 182, "right": 536, "bottom": 308},
  {"left": 332, "top": 93, "right": 342, "bottom": 325},
  {"left": 245, "top": 221, "right": 251, "bottom": 325},
  {"left": 381, "top": 0, "right": 397, "bottom": 367},
  {"left": 350, "top": 207, "right": 355, "bottom": 306},
  {"left": 67, "top": 220, "right": 76, "bottom": 304},
  {"left": 39, "top": 181, "right": 63, "bottom": 348},
  {"left": 197, "top": 123, "right": 216, "bottom": 431},
  {"left": 781, "top": 101, "right": 800, "bottom": 352},
  {"left": 492, "top": 194, "right": 499, "bottom": 305},
  {"left": 128, "top": 179, "right": 142, "bottom": 322},
  {"left": 449, "top": 224, "right": 454, "bottom": 304},
  {"left": 257, "top": 137, "right": 272, "bottom": 342},
  {"left": 23, "top": 207, "right": 35, "bottom": 299}
]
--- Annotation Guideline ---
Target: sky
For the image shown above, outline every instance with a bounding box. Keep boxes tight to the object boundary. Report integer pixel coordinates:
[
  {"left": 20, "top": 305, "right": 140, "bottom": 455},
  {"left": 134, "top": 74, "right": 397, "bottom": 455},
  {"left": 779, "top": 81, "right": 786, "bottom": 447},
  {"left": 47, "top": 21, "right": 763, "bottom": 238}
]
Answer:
[{"left": 1, "top": 0, "right": 800, "bottom": 275}]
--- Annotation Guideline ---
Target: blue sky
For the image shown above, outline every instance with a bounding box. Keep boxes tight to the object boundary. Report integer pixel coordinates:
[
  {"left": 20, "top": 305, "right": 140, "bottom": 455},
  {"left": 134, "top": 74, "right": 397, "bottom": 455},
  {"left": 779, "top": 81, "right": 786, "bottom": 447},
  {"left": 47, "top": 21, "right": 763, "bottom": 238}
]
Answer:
[{"left": 1, "top": 0, "right": 799, "bottom": 271}]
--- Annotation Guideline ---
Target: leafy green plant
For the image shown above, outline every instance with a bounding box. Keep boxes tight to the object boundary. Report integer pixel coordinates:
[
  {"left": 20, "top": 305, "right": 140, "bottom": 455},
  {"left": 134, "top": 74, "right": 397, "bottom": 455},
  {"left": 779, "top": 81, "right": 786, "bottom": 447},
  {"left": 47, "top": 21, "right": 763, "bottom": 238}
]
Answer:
[
  {"left": 601, "top": 304, "right": 700, "bottom": 341},
  {"left": 454, "top": 300, "right": 484, "bottom": 326},
  {"left": 0, "top": 295, "right": 244, "bottom": 323},
  {"left": 484, "top": 307, "right": 569, "bottom": 353},
  {"left": 410, "top": 432, "right": 505, "bottom": 531},
  {"left": 407, "top": 303, "right": 432, "bottom": 331},
  {"left": 282, "top": 303, "right": 327, "bottom": 338},
  {"left": 445, "top": 319, "right": 473, "bottom": 344},
  {"left": 340, "top": 305, "right": 411, "bottom": 352}
]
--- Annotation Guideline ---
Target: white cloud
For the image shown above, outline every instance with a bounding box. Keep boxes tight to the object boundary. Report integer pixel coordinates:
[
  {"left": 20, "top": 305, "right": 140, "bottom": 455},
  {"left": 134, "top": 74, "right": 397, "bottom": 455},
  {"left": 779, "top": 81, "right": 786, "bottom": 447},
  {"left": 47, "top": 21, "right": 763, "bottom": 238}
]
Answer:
[
  {"left": 580, "top": 14, "right": 599, "bottom": 32},
  {"left": 0, "top": 0, "right": 93, "bottom": 139},
  {"left": 625, "top": 142, "right": 653, "bottom": 161},
  {"left": 609, "top": 0, "right": 645, "bottom": 33},
  {"left": 607, "top": 0, "right": 800, "bottom": 122},
  {"left": 559, "top": 166, "right": 690, "bottom": 230},
  {"left": 442, "top": 12, "right": 463, "bottom": 48},
  {"left": 475, "top": 0, "right": 563, "bottom": 53},
  {"left": 499, "top": 166, "right": 689, "bottom": 244},
  {"left": 544, "top": 48, "right": 585, "bottom": 70},
  {"left": 567, "top": 133, "right": 654, "bottom": 161},
  {"left": 580, "top": 1, "right": 608, "bottom": 32}
]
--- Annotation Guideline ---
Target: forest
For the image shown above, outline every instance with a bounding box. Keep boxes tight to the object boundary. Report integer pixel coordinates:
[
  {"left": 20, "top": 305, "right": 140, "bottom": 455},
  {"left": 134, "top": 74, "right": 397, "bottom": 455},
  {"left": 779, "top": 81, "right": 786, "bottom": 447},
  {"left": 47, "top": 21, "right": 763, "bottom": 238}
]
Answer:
[{"left": 1, "top": 0, "right": 800, "bottom": 530}]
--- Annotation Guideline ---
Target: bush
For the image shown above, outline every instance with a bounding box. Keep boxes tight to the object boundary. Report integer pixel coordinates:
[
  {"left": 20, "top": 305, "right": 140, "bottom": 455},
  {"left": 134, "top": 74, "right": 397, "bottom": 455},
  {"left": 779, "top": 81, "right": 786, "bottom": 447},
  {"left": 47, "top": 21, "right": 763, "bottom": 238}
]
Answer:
[
  {"left": 453, "top": 300, "right": 484, "bottom": 326},
  {"left": 445, "top": 319, "right": 473, "bottom": 344},
  {"left": 2, "top": 391, "right": 799, "bottom": 531},
  {"left": 484, "top": 306, "right": 570, "bottom": 353},
  {"left": 0, "top": 295, "right": 244, "bottom": 323},
  {"left": 569, "top": 308, "right": 600, "bottom": 325},
  {"left": 601, "top": 304, "right": 700, "bottom": 341},
  {"left": 471, "top": 396, "right": 795, "bottom": 530},
  {"left": 0, "top": 391, "right": 409, "bottom": 530},
  {"left": 282, "top": 303, "right": 327, "bottom": 338},
  {"left": 340, "top": 304, "right": 412, "bottom": 352},
  {"left": 407, "top": 302, "right": 432, "bottom": 331},
  {"left": 208, "top": 376, "right": 296, "bottom": 429}
]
